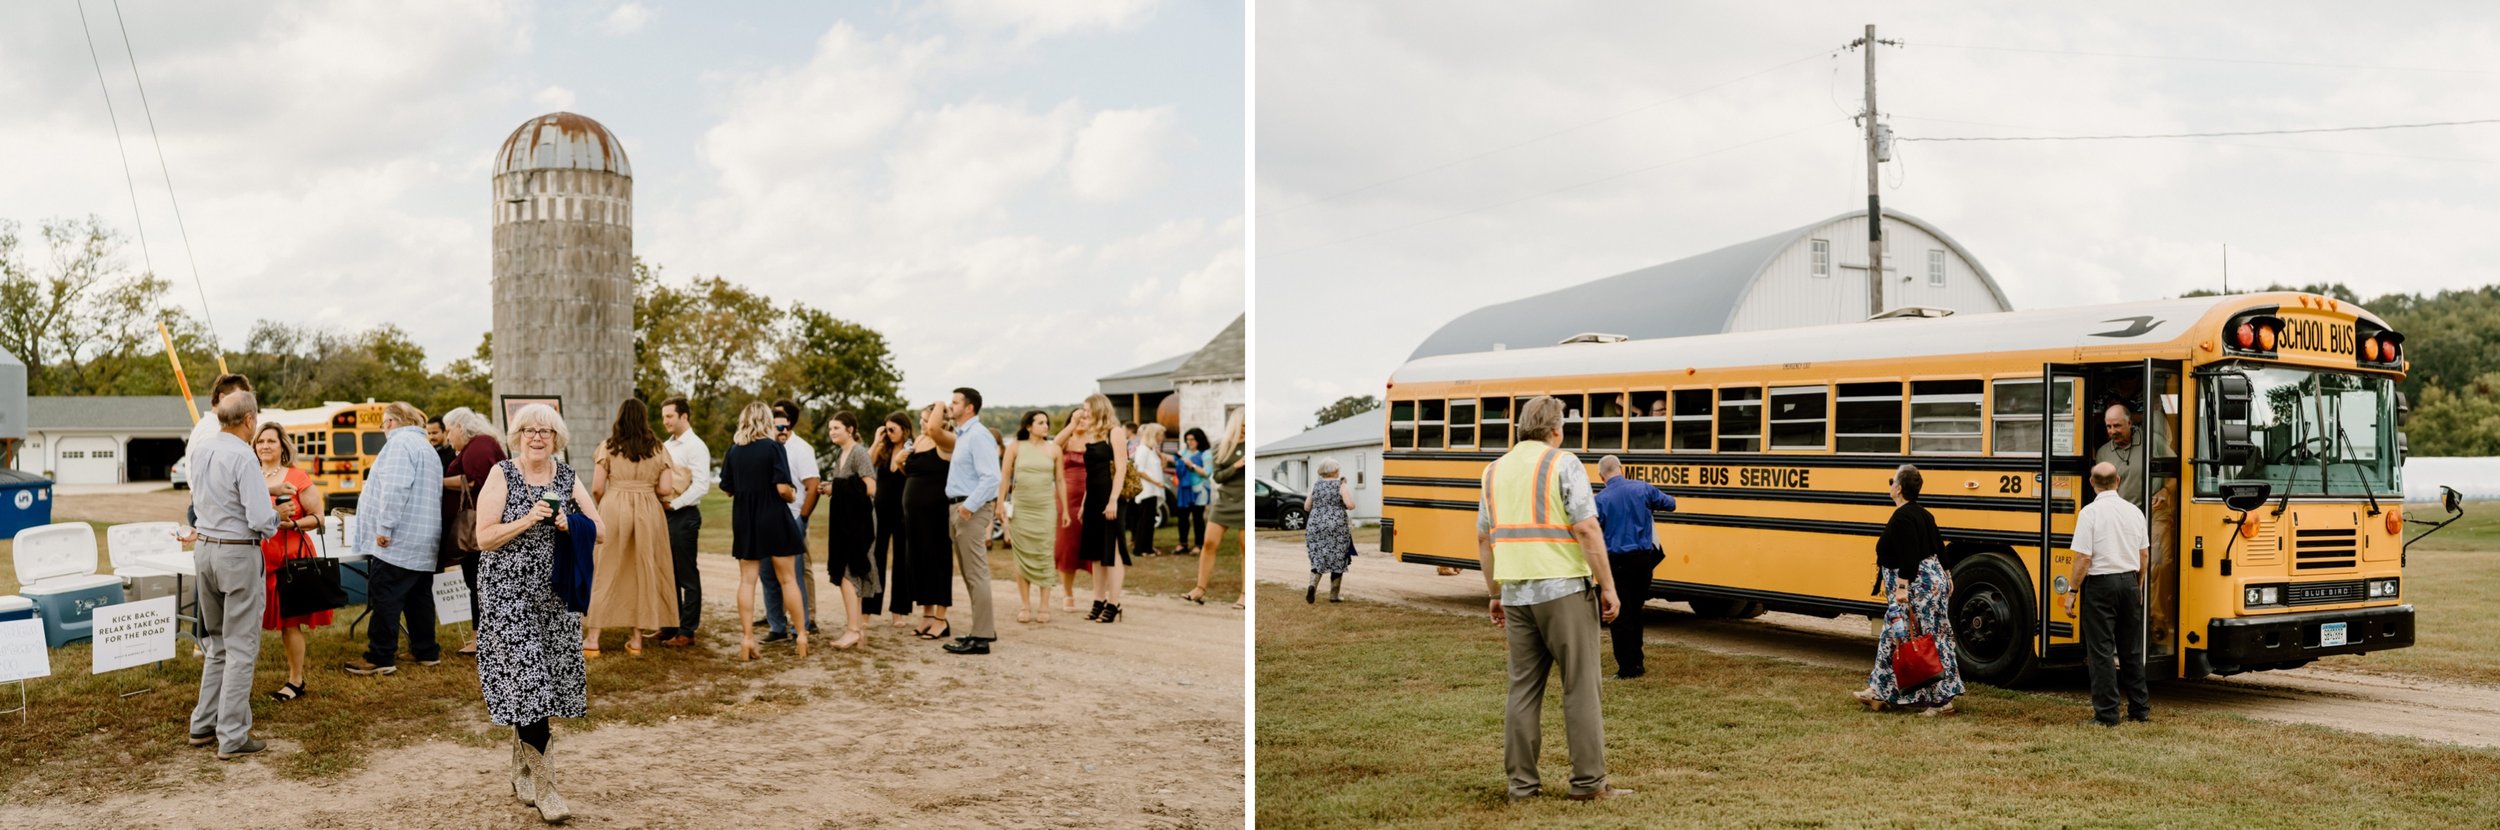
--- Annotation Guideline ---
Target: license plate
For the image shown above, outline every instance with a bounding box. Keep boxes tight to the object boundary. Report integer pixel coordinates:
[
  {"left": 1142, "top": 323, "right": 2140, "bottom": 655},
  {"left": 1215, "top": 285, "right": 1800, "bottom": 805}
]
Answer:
[{"left": 2320, "top": 621, "right": 2348, "bottom": 647}]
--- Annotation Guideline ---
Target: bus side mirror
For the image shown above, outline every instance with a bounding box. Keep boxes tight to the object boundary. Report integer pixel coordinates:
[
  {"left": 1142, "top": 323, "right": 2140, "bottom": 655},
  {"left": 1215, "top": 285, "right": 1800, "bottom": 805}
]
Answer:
[
  {"left": 2443, "top": 485, "right": 2463, "bottom": 515},
  {"left": 2222, "top": 482, "right": 2272, "bottom": 513},
  {"left": 2211, "top": 375, "right": 2256, "bottom": 466}
]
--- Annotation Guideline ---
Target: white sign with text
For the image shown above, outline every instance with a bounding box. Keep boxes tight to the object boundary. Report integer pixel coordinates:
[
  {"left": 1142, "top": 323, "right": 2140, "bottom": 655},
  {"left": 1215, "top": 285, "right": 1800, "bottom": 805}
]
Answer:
[
  {"left": 90, "top": 596, "right": 177, "bottom": 675},
  {"left": 0, "top": 619, "right": 49, "bottom": 682},
  {"left": 433, "top": 571, "right": 473, "bottom": 625}
]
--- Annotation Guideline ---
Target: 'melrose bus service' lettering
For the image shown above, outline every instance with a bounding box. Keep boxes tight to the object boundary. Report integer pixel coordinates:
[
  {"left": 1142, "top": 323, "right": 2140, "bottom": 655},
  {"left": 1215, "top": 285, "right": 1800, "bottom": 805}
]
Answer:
[
  {"left": 1627, "top": 464, "right": 1809, "bottom": 490},
  {"left": 2278, "top": 317, "right": 2354, "bottom": 356}
]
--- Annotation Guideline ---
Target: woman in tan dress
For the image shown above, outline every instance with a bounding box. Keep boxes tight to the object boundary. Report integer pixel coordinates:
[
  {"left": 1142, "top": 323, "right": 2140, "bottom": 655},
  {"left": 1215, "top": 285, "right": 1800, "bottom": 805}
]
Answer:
[{"left": 583, "top": 399, "right": 683, "bottom": 656}]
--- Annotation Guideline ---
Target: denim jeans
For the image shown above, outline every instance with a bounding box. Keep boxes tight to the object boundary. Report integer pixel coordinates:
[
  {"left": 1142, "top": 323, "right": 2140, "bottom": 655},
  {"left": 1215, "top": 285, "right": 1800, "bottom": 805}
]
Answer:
[{"left": 761, "top": 516, "right": 816, "bottom": 634}]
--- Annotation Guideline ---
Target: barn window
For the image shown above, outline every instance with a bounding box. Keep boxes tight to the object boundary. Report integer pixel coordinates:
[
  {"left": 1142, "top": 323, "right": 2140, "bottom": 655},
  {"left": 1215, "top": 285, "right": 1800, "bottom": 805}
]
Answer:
[
  {"left": 1671, "top": 389, "right": 1713, "bottom": 451},
  {"left": 1910, "top": 380, "right": 1984, "bottom": 454},
  {"left": 1480, "top": 397, "right": 1511, "bottom": 449},
  {"left": 1928, "top": 249, "right": 1947, "bottom": 287},
  {"left": 1717, "top": 386, "right": 1763, "bottom": 453},
  {"left": 1835, "top": 381, "right": 1904, "bottom": 454},
  {"left": 1769, "top": 386, "right": 1829, "bottom": 451},
  {"left": 1811, "top": 239, "right": 1831, "bottom": 278}
]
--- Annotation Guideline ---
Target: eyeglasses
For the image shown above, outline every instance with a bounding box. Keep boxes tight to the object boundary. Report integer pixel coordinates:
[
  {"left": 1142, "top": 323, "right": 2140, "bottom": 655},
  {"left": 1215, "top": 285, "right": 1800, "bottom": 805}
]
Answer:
[{"left": 517, "top": 428, "right": 557, "bottom": 437}]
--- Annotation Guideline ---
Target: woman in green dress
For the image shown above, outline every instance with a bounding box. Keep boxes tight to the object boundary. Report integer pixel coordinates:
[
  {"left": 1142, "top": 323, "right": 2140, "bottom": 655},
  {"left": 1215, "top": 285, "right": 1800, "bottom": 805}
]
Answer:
[
  {"left": 1187, "top": 410, "right": 1249, "bottom": 608},
  {"left": 1000, "top": 410, "right": 1064, "bottom": 623}
]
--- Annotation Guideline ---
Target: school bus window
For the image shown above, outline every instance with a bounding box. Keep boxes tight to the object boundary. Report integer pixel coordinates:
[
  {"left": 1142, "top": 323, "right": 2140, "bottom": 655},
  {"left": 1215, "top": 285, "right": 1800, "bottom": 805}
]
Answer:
[
  {"left": 1718, "top": 387, "right": 1763, "bottom": 452},
  {"left": 1449, "top": 398, "right": 1477, "bottom": 449},
  {"left": 362, "top": 432, "right": 387, "bottom": 455},
  {"left": 1480, "top": 397, "right": 1511, "bottom": 449},
  {"left": 1418, "top": 399, "right": 1447, "bottom": 449},
  {"left": 1909, "top": 380, "right": 1984, "bottom": 454},
  {"left": 1671, "top": 389, "right": 1712, "bottom": 451},
  {"left": 1991, "top": 377, "right": 2078, "bottom": 456},
  {"left": 1626, "top": 391, "right": 1667, "bottom": 450},
  {"left": 1586, "top": 392, "right": 1625, "bottom": 451},
  {"left": 1556, "top": 393, "right": 1586, "bottom": 449},
  {"left": 1835, "top": 381, "right": 1904, "bottom": 454},
  {"left": 1769, "top": 385, "right": 1829, "bottom": 451},
  {"left": 332, "top": 431, "right": 355, "bottom": 457},
  {"left": 1388, "top": 400, "right": 1415, "bottom": 449}
]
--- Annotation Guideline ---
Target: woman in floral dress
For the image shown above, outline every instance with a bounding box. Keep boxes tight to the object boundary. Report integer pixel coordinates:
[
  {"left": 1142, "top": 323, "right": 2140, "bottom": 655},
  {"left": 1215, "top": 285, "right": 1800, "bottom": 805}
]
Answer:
[
  {"left": 1300, "top": 457, "right": 1356, "bottom": 604},
  {"left": 1857, "top": 464, "right": 1965, "bottom": 715},
  {"left": 471, "top": 404, "right": 602, "bottom": 823}
]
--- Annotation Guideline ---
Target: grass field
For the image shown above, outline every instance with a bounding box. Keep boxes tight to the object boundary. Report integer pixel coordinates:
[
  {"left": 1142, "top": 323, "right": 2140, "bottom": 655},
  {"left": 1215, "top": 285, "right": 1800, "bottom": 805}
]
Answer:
[
  {"left": 1254, "top": 582, "right": 2500, "bottom": 828},
  {"left": 2318, "top": 545, "right": 2500, "bottom": 684}
]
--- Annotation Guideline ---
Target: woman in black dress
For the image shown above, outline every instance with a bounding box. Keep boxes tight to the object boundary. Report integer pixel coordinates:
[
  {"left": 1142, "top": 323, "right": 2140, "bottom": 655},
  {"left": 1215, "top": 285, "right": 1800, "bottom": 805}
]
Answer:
[
  {"left": 720, "top": 401, "right": 808, "bottom": 660},
  {"left": 902, "top": 403, "right": 957, "bottom": 640},
  {"left": 817, "top": 410, "right": 878, "bottom": 650},
  {"left": 869, "top": 412, "right": 912, "bottom": 629},
  {"left": 1076, "top": 394, "right": 1133, "bottom": 623}
]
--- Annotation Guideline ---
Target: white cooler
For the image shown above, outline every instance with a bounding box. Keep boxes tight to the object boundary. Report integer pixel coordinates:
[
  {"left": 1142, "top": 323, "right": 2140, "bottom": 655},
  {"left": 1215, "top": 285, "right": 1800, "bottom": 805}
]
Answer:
[
  {"left": 12, "top": 523, "right": 124, "bottom": 648},
  {"left": 0, "top": 595, "right": 32, "bottom": 623},
  {"left": 106, "top": 522, "right": 187, "bottom": 605}
]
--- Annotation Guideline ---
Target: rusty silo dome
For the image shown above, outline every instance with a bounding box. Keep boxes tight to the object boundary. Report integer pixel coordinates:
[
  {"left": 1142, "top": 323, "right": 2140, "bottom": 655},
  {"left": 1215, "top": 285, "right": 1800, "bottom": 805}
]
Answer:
[{"left": 494, "top": 112, "right": 632, "bottom": 177}]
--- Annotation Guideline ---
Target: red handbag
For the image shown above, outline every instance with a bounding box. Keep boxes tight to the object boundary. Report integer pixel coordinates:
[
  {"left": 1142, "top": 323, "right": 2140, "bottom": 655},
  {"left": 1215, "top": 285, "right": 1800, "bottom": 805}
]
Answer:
[{"left": 1893, "top": 632, "right": 1945, "bottom": 690}]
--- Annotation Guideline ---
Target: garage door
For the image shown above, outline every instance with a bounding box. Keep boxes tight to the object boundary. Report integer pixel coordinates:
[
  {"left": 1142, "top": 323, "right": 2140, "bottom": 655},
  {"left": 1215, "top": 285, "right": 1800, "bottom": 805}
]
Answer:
[{"left": 56, "top": 437, "right": 120, "bottom": 484}]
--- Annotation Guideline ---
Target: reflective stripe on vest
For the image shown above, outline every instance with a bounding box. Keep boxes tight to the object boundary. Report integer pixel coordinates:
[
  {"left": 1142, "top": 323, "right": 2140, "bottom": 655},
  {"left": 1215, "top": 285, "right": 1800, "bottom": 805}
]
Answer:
[{"left": 1485, "top": 441, "right": 1589, "bottom": 582}]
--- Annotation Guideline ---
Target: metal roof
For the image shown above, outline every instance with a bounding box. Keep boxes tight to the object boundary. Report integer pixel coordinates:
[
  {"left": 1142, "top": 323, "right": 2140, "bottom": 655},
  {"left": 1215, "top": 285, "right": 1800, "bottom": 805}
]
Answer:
[
  {"left": 1098, "top": 352, "right": 1193, "bottom": 396},
  {"left": 495, "top": 112, "right": 632, "bottom": 177},
  {"left": 1257, "top": 408, "right": 1384, "bottom": 455},
  {"left": 29, "top": 396, "right": 195, "bottom": 431},
  {"left": 1174, "top": 314, "right": 1246, "bottom": 382},
  {"left": 1406, "top": 209, "right": 2010, "bottom": 360}
]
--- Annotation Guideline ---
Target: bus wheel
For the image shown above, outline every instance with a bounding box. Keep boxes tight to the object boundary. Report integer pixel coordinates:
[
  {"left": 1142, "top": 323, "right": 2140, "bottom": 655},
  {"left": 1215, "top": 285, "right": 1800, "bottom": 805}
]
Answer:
[
  {"left": 1950, "top": 555, "right": 2035, "bottom": 687},
  {"left": 1689, "top": 598, "right": 1765, "bottom": 619}
]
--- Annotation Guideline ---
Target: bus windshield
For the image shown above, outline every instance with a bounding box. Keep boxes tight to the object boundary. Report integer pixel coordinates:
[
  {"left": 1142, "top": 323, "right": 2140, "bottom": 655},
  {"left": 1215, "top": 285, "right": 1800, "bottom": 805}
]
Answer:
[{"left": 2208, "top": 365, "right": 2401, "bottom": 498}]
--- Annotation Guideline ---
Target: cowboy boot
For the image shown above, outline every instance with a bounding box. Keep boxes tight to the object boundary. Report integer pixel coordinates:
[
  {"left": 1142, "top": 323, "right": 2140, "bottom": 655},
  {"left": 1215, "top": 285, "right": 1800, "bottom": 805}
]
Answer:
[
  {"left": 524, "top": 737, "right": 571, "bottom": 823},
  {"left": 511, "top": 739, "right": 536, "bottom": 807}
]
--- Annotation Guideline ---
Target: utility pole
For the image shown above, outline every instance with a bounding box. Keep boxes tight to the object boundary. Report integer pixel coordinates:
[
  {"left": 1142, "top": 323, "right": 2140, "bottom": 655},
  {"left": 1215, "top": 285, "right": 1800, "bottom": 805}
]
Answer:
[{"left": 1859, "top": 24, "right": 1899, "bottom": 318}]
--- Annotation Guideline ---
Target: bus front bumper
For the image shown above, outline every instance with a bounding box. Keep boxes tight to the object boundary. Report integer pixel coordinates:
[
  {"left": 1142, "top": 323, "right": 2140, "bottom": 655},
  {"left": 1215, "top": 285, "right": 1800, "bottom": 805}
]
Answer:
[{"left": 2206, "top": 604, "right": 2412, "bottom": 668}]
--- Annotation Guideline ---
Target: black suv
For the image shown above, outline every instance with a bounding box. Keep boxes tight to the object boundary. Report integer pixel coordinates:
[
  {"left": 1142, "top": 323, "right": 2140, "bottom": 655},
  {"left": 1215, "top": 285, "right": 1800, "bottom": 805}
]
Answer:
[{"left": 1254, "top": 477, "right": 1307, "bottom": 530}]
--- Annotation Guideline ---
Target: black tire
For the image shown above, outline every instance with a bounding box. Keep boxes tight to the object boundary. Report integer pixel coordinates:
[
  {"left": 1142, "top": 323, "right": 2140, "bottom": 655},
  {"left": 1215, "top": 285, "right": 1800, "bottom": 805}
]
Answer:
[
  {"left": 1688, "top": 597, "right": 1766, "bottom": 619},
  {"left": 1280, "top": 508, "right": 1307, "bottom": 531},
  {"left": 1950, "top": 554, "right": 2037, "bottom": 687}
]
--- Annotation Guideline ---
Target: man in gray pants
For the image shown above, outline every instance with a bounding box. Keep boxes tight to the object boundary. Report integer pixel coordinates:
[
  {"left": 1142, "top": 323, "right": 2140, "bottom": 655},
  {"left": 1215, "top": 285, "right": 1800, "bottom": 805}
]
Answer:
[{"left": 186, "top": 391, "right": 281, "bottom": 760}]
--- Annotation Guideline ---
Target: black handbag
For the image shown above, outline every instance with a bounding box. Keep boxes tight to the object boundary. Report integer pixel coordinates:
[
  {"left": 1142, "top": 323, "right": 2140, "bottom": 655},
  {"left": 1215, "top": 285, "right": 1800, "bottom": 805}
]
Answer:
[{"left": 275, "top": 556, "right": 348, "bottom": 618}]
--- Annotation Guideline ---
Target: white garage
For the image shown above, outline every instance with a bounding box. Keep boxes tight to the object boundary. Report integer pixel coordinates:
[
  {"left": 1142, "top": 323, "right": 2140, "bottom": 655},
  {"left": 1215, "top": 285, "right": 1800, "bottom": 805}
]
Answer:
[
  {"left": 53, "top": 436, "right": 121, "bottom": 485},
  {"left": 16, "top": 396, "right": 195, "bottom": 485}
]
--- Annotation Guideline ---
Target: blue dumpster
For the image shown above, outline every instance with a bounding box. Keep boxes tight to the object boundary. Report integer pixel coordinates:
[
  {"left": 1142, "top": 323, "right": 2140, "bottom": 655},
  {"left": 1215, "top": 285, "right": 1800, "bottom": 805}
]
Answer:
[{"left": 0, "top": 470, "right": 54, "bottom": 539}]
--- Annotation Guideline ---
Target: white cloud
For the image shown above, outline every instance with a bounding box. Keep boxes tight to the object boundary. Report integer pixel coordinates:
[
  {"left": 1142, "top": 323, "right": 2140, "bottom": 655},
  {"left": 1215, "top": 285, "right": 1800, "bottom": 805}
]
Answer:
[
  {"left": 600, "top": 2, "right": 653, "bottom": 36},
  {"left": 533, "top": 85, "right": 575, "bottom": 112},
  {"left": 1069, "top": 106, "right": 1176, "bottom": 202},
  {"left": 943, "top": 0, "right": 1158, "bottom": 43}
]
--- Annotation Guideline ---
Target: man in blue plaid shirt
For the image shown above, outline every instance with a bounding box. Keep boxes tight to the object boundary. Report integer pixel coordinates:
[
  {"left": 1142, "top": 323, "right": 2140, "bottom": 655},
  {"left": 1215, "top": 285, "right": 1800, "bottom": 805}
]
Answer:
[{"left": 345, "top": 401, "right": 448, "bottom": 676}]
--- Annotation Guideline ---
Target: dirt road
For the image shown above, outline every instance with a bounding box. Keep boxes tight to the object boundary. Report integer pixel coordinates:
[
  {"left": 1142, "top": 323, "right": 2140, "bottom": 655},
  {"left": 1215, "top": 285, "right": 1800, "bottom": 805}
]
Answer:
[
  {"left": 4, "top": 552, "right": 1245, "bottom": 828},
  {"left": 1257, "top": 537, "right": 2500, "bottom": 749}
]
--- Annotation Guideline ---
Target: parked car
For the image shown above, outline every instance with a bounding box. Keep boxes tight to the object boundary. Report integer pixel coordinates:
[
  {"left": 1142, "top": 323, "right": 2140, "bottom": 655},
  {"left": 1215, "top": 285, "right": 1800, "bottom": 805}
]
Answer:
[
  {"left": 1254, "top": 477, "right": 1306, "bottom": 530},
  {"left": 170, "top": 456, "right": 189, "bottom": 490}
]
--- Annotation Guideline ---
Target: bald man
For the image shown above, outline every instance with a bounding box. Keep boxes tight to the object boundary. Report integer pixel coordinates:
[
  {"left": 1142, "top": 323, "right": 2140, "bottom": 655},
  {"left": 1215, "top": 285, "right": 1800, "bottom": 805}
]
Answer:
[{"left": 2064, "top": 462, "right": 2151, "bottom": 727}]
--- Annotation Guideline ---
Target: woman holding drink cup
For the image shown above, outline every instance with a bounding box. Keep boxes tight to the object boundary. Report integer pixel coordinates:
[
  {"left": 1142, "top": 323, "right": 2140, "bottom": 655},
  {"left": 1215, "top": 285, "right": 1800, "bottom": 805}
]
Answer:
[{"left": 470, "top": 403, "right": 602, "bottom": 823}]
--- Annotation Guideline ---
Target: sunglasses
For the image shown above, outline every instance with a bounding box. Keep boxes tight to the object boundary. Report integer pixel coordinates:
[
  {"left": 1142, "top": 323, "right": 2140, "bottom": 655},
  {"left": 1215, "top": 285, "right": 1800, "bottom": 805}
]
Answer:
[{"left": 774, "top": 423, "right": 792, "bottom": 433}]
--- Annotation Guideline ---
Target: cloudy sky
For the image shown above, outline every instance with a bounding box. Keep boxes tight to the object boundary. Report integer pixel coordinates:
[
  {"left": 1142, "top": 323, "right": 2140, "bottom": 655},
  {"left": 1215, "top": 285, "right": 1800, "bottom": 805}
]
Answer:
[
  {"left": 1255, "top": 1, "right": 2500, "bottom": 444},
  {"left": 0, "top": 0, "right": 1242, "bottom": 407}
]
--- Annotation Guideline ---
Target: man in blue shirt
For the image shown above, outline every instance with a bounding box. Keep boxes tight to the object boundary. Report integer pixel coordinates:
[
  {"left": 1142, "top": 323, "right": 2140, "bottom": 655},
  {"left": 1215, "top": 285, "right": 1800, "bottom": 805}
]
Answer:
[
  {"left": 937, "top": 387, "right": 1002, "bottom": 655},
  {"left": 1592, "top": 455, "right": 1675, "bottom": 680},
  {"left": 344, "top": 402, "right": 448, "bottom": 676}
]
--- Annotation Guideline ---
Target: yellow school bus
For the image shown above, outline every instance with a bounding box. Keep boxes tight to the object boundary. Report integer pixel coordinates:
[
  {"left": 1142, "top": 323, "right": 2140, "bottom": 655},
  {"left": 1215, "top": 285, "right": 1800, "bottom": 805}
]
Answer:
[
  {"left": 1380, "top": 292, "right": 2419, "bottom": 684},
  {"left": 260, "top": 401, "right": 392, "bottom": 513}
]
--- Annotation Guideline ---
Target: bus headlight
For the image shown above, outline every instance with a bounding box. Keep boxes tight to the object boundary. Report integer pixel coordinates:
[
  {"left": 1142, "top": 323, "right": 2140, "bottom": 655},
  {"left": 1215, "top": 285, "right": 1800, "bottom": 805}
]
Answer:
[
  {"left": 2368, "top": 579, "right": 2399, "bottom": 599},
  {"left": 2246, "top": 587, "right": 2263, "bottom": 605},
  {"left": 2245, "top": 586, "right": 2282, "bottom": 607}
]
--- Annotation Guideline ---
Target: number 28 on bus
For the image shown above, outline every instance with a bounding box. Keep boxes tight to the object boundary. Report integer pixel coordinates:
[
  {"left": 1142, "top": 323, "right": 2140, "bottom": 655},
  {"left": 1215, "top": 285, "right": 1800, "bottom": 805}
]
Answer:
[{"left": 1376, "top": 292, "right": 2458, "bottom": 685}]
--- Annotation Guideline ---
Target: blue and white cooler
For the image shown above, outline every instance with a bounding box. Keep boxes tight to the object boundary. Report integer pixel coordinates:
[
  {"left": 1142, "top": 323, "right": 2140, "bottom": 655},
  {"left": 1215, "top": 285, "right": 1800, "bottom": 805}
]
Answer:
[
  {"left": 0, "top": 595, "right": 33, "bottom": 624},
  {"left": 12, "top": 522, "right": 124, "bottom": 648}
]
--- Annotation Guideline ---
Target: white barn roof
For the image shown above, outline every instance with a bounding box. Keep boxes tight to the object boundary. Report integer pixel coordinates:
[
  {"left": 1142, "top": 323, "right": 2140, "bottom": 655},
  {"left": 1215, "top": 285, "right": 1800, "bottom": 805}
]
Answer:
[
  {"left": 1258, "top": 409, "right": 1385, "bottom": 455},
  {"left": 1407, "top": 209, "right": 2013, "bottom": 360}
]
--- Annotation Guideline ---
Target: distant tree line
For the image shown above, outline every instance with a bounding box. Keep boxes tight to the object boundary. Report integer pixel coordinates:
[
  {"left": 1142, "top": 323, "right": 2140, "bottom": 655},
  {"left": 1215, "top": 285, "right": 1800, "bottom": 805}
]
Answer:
[{"left": 0, "top": 215, "right": 907, "bottom": 455}]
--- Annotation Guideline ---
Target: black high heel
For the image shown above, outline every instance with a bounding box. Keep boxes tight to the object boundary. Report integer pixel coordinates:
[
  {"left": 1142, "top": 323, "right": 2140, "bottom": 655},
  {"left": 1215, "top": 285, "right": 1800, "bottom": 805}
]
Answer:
[
  {"left": 915, "top": 617, "right": 951, "bottom": 640},
  {"left": 1096, "top": 603, "right": 1122, "bottom": 623},
  {"left": 1086, "top": 600, "right": 1105, "bottom": 621}
]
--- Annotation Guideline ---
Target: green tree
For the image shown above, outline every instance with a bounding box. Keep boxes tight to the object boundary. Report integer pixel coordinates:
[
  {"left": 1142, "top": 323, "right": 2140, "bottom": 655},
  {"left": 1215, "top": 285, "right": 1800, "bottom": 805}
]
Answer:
[
  {"left": 0, "top": 215, "right": 209, "bottom": 395},
  {"left": 637, "top": 274, "right": 781, "bottom": 452},
  {"left": 1312, "top": 394, "right": 1381, "bottom": 428},
  {"left": 2404, "top": 373, "right": 2500, "bottom": 457},
  {"left": 764, "top": 304, "right": 905, "bottom": 426}
]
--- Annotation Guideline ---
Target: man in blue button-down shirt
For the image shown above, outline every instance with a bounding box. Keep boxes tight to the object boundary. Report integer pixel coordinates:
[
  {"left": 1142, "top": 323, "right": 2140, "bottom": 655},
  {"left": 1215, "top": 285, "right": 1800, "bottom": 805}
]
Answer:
[
  {"left": 1592, "top": 455, "right": 1675, "bottom": 680},
  {"left": 345, "top": 402, "right": 448, "bottom": 676},
  {"left": 937, "top": 387, "right": 1001, "bottom": 654}
]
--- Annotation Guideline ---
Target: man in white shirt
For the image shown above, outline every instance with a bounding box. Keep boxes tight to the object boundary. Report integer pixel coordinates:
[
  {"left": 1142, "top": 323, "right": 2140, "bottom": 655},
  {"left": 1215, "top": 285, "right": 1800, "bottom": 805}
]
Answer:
[
  {"left": 656, "top": 396, "right": 710, "bottom": 648},
  {"left": 759, "top": 399, "right": 821, "bottom": 639},
  {"left": 2063, "top": 461, "right": 2151, "bottom": 727}
]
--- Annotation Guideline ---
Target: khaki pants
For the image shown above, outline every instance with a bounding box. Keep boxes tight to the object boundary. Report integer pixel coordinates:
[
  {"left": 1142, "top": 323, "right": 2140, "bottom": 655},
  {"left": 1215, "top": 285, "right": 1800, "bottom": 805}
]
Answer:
[
  {"left": 948, "top": 505, "right": 997, "bottom": 640},
  {"left": 1504, "top": 587, "right": 1607, "bottom": 798}
]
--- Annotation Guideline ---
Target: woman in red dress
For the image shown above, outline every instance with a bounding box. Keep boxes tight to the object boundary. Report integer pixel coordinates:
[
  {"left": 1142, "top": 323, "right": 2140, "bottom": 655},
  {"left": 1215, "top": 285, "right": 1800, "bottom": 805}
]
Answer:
[
  {"left": 255, "top": 422, "right": 329, "bottom": 702},
  {"left": 1050, "top": 406, "right": 1095, "bottom": 614}
]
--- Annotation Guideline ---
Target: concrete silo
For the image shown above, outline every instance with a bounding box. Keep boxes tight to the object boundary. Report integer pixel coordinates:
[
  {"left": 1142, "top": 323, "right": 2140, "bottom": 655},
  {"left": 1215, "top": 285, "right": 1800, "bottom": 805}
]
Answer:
[{"left": 491, "top": 112, "right": 634, "bottom": 455}]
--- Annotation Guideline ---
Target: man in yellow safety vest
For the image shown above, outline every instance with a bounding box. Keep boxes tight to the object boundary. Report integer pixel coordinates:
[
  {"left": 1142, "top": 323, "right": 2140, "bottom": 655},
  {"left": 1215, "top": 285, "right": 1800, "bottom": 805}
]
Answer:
[{"left": 1478, "top": 395, "right": 1626, "bottom": 802}]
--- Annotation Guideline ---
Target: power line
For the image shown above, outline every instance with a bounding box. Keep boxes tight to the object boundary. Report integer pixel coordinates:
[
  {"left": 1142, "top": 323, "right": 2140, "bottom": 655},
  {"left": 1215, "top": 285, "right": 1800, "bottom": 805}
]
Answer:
[
  {"left": 1265, "top": 117, "right": 1847, "bottom": 260},
  {"left": 110, "top": 0, "right": 221, "bottom": 355},
  {"left": 1257, "top": 46, "right": 1841, "bottom": 219},
  {"left": 1897, "top": 117, "right": 2500, "bottom": 143},
  {"left": 1919, "top": 42, "right": 2500, "bottom": 75},
  {"left": 1895, "top": 115, "right": 2500, "bottom": 164},
  {"left": 72, "top": 0, "right": 162, "bottom": 301}
]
